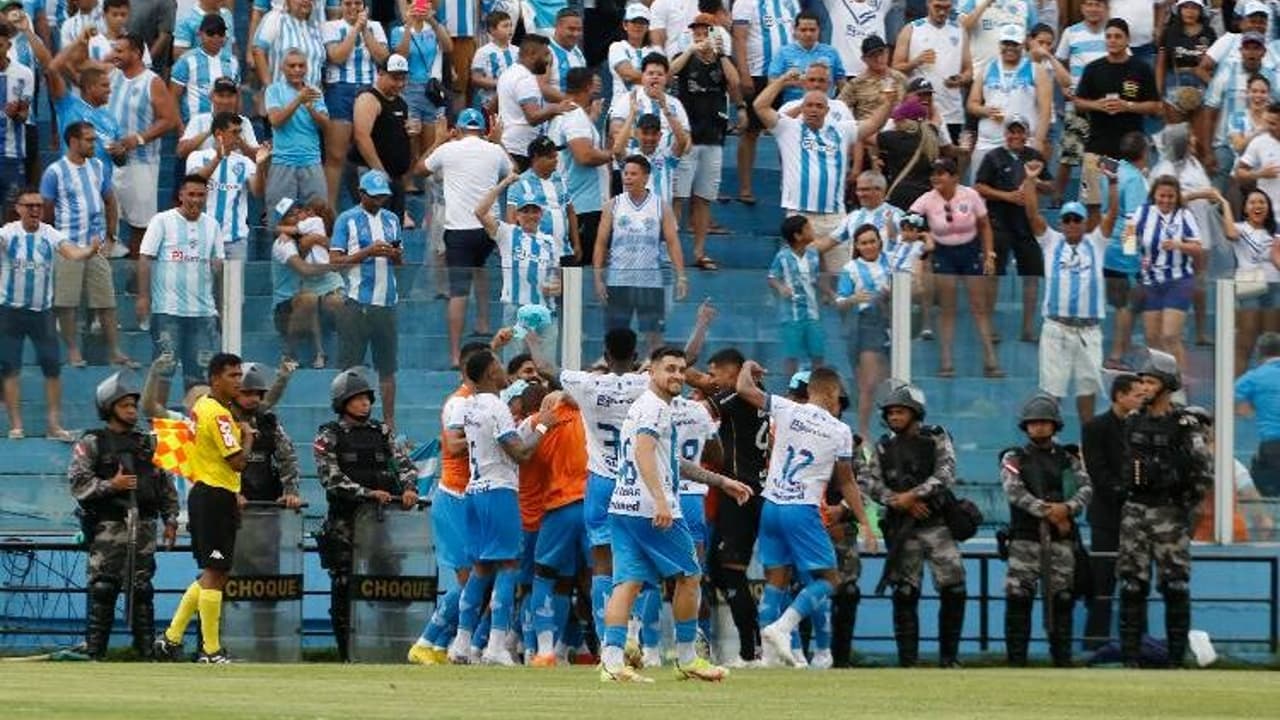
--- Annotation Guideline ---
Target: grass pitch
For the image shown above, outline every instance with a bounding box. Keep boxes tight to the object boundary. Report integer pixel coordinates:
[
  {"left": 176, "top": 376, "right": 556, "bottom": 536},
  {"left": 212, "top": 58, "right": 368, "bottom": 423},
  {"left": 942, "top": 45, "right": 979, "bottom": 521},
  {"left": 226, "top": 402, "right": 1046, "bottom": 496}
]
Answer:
[{"left": 2, "top": 664, "right": 1278, "bottom": 719}]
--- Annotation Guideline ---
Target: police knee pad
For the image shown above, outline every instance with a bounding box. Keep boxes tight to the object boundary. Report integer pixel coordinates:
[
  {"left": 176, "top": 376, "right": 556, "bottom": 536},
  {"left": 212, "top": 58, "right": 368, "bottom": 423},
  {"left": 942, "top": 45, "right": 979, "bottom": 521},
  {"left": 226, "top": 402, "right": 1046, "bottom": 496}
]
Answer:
[
  {"left": 1159, "top": 579, "right": 1190, "bottom": 599},
  {"left": 89, "top": 577, "right": 120, "bottom": 603},
  {"left": 132, "top": 579, "right": 155, "bottom": 601},
  {"left": 1120, "top": 579, "right": 1150, "bottom": 602}
]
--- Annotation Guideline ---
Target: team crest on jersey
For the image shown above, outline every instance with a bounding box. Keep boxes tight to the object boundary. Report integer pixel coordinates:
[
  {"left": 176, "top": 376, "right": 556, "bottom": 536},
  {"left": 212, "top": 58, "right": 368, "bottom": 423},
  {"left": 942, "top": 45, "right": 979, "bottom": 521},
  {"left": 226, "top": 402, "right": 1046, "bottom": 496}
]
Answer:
[
  {"left": 1122, "top": 80, "right": 1139, "bottom": 98},
  {"left": 956, "top": 202, "right": 971, "bottom": 214},
  {"left": 233, "top": 164, "right": 247, "bottom": 181}
]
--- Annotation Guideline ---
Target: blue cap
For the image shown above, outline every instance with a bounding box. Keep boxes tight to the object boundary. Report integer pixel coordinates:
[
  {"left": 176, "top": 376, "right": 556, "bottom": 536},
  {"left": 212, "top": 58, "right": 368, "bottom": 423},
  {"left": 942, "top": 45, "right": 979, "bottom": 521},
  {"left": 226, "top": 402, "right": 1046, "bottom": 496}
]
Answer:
[
  {"left": 511, "top": 303, "right": 554, "bottom": 340},
  {"left": 1059, "top": 202, "right": 1087, "bottom": 220},
  {"left": 457, "top": 108, "right": 486, "bottom": 131},
  {"left": 358, "top": 169, "right": 392, "bottom": 197},
  {"left": 789, "top": 371, "right": 811, "bottom": 391}
]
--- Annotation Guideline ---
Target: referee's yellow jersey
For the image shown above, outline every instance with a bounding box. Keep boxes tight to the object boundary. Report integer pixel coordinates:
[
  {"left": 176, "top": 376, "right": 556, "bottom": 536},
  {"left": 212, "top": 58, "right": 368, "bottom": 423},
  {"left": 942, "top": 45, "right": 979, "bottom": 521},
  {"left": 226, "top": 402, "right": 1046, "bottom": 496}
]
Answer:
[{"left": 189, "top": 395, "right": 244, "bottom": 493}]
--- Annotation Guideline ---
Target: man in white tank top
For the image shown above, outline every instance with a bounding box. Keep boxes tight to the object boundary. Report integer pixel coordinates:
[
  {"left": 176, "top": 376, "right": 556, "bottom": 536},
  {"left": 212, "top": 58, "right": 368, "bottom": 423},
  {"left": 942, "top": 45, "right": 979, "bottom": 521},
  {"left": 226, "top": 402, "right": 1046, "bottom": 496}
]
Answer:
[{"left": 892, "top": 0, "right": 972, "bottom": 141}]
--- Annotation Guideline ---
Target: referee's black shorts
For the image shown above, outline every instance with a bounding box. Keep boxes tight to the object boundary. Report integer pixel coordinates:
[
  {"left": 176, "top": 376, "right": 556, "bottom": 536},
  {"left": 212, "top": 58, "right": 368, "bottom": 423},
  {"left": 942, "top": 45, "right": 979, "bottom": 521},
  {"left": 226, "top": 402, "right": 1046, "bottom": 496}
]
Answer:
[
  {"left": 713, "top": 492, "right": 763, "bottom": 568},
  {"left": 188, "top": 482, "right": 239, "bottom": 571}
]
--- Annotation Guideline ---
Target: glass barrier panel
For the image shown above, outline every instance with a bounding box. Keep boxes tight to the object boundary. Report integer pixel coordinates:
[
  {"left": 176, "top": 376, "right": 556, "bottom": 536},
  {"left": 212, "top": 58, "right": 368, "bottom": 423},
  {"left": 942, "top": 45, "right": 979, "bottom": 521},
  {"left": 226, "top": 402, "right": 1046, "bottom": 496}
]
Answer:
[{"left": 1230, "top": 279, "right": 1280, "bottom": 544}]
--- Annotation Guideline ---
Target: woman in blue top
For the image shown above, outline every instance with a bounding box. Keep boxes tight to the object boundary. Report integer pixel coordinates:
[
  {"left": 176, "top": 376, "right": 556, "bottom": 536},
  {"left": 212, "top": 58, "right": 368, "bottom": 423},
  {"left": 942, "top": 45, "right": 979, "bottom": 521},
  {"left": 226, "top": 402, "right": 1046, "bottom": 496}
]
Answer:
[
  {"left": 834, "top": 223, "right": 892, "bottom": 441},
  {"left": 391, "top": 1, "right": 453, "bottom": 195}
]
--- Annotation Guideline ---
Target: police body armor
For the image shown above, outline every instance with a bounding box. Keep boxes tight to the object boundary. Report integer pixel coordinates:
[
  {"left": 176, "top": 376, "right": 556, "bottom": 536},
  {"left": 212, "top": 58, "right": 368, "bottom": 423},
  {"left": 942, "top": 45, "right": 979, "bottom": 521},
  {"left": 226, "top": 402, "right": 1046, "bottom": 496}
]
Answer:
[
  {"left": 241, "top": 412, "right": 282, "bottom": 502},
  {"left": 1125, "top": 410, "right": 1197, "bottom": 507},
  {"left": 877, "top": 427, "right": 943, "bottom": 526},
  {"left": 1007, "top": 444, "right": 1072, "bottom": 541},
  {"left": 324, "top": 421, "right": 397, "bottom": 515},
  {"left": 79, "top": 429, "right": 162, "bottom": 526}
]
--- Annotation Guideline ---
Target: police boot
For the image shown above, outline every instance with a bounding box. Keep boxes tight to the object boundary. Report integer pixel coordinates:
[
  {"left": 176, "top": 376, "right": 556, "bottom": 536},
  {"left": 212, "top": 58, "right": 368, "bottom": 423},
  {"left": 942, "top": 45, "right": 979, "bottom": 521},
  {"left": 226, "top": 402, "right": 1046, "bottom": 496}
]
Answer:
[
  {"left": 1049, "top": 592, "right": 1075, "bottom": 668},
  {"left": 330, "top": 575, "right": 352, "bottom": 662},
  {"left": 831, "top": 584, "right": 860, "bottom": 668},
  {"left": 130, "top": 580, "right": 156, "bottom": 659},
  {"left": 1162, "top": 582, "right": 1192, "bottom": 669},
  {"left": 1119, "top": 580, "right": 1149, "bottom": 668},
  {"left": 85, "top": 578, "right": 120, "bottom": 659},
  {"left": 891, "top": 585, "right": 920, "bottom": 668},
  {"left": 1004, "top": 594, "right": 1033, "bottom": 667},
  {"left": 937, "top": 584, "right": 966, "bottom": 668}
]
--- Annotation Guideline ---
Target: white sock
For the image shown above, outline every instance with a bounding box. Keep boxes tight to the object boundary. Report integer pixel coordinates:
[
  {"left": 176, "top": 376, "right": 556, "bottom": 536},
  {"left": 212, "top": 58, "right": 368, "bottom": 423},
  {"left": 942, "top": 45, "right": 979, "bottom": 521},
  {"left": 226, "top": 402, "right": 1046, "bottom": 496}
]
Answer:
[
  {"left": 452, "top": 629, "right": 472, "bottom": 652},
  {"left": 677, "top": 642, "right": 696, "bottom": 665},
  {"left": 485, "top": 630, "right": 506, "bottom": 654},
  {"left": 626, "top": 618, "right": 640, "bottom": 645},
  {"left": 776, "top": 608, "right": 803, "bottom": 633},
  {"left": 601, "top": 645, "right": 625, "bottom": 671},
  {"left": 537, "top": 631, "right": 555, "bottom": 656}
]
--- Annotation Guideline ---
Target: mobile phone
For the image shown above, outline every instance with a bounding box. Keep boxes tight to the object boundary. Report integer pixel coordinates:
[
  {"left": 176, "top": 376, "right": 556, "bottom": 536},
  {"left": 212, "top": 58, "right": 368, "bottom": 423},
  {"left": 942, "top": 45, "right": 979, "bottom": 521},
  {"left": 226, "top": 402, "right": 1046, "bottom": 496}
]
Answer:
[
  {"left": 412, "top": 0, "right": 429, "bottom": 14},
  {"left": 1100, "top": 156, "right": 1119, "bottom": 174}
]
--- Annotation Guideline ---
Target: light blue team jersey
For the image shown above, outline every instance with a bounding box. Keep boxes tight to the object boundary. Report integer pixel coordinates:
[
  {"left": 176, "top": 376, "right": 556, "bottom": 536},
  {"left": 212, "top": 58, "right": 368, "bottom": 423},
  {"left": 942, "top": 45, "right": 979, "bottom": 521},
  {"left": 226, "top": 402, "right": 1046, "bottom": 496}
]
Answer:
[
  {"left": 185, "top": 150, "right": 257, "bottom": 245},
  {"left": 107, "top": 69, "right": 161, "bottom": 164},
  {"left": 775, "top": 116, "right": 856, "bottom": 214},
  {"left": 547, "top": 107, "right": 608, "bottom": 214},
  {"left": 255, "top": 12, "right": 327, "bottom": 88},
  {"left": 768, "top": 246, "right": 820, "bottom": 322},
  {"left": 494, "top": 221, "right": 558, "bottom": 306},
  {"left": 508, "top": 169, "right": 572, "bottom": 254},
  {"left": 471, "top": 41, "right": 515, "bottom": 110},
  {"left": 334, "top": 205, "right": 400, "bottom": 307},
  {"left": 1055, "top": 21, "right": 1105, "bottom": 105},
  {"left": 139, "top": 209, "right": 225, "bottom": 318},
  {"left": 528, "top": 0, "right": 569, "bottom": 32},
  {"left": 768, "top": 41, "right": 846, "bottom": 103},
  {"left": 1100, "top": 160, "right": 1150, "bottom": 274},
  {"left": 53, "top": 93, "right": 120, "bottom": 173},
  {"left": 1205, "top": 56, "right": 1280, "bottom": 148},
  {"left": 39, "top": 157, "right": 110, "bottom": 247},
  {"left": 270, "top": 237, "right": 301, "bottom": 307},
  {"left": 264, "top": 82, "right": 328, "bottom": 166},
  {"left": 0, "top": 62, "right": 33, "bottom": 159},
  {"left": 606, "top": 190, "right": 665, "bottom": 289},
  {"left": 173, "top": 7, "right": 238, "bottom": 56},
  {"left": 833, "top": 203, "right": 903, "bottom": 247},
  {"left": 389, "top": 24, "right": 444, "bottom": 85},
  {"left": 0, "top": 221, "right": 64, "bottom": 312},
  {"left": 171, "top": 49, "right": 241, "bottom": 122},
  {"left": 323, "top": 19, "right": 387, "bottom": 85},
  {"left": 435, "top": 0, "right": 479, "bottom": 37},
  {"left": 641, "top": 144, "right": 681, "bottom": 203},
  {"left": 975, "top": 57, "right": 1039, "bottom": 148},
  {"left": 547, "top": 39, "right": 586, "bottom": 97},
  {"left": 612, "top": 389, "right": 681, "bottom": 519},
  {"left": 732, "top": 0, "right": 802, "bottom": 77},
  {"left": 837, "top": 254, "right": 892, "bottom": 313},
  {"left": 1039, "top": 227, "right": 1106, "bottom": 320}
]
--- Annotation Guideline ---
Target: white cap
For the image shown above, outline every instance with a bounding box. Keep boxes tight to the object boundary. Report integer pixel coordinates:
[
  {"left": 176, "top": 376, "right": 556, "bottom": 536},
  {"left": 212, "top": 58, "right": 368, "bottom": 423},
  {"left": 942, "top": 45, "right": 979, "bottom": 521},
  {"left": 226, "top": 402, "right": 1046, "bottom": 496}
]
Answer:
[
  {"left": 1242, "top": 0, "right": 1270, "bottom": 15},
  {"left": 624, "top": 3, "right": 651, "bottom": 22},
  {"left": 1175, "top": 0, "right": 1205, "bottom": 6},
  {"left": 998, "top": 24, "right": 1025, "bottom": 45},
  {"left": 385, "top": 53, "right": 409, "bottom": 73},
  {"left": 1188, "top": 630, "right": 1218, "bottom": 668}
]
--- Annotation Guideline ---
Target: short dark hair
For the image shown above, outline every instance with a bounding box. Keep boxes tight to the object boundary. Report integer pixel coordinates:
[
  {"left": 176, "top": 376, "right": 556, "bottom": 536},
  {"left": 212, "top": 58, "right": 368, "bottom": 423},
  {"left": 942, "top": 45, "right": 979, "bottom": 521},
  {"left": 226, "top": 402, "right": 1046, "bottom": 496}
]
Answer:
[
  {"left": 807, "top": 367, "right": 843, "bottom": 396},
  {"left": 459, "top": 341, "right": 490, "bottom": 366},
  {"left": 103, "top": 0, "right": 131, "bottom": 12},
  {"left": 1030, "top": 22, "right": 1054, "bottom": 39},
  {"left": 556, "top": 7, "right": 581, "bottom": 22},
  {"left": 853, "top": 223, "right": 882, "bottom": 244},
  {"left": 1105, "top": 18, "right": 1129, "bottom": 36},
  {"left": 640, "top": 52, "right": 669, "bottom": 73},
  {"left": 707, "top": 348, "right": 745, "bottom": 369},
  {"left": 649, "top": 346, "right": 686, "bottom": 364},
  {"left": 1109, "top": 373, "right": 1140, "bottom": 401},
  {"left": 796, "top": 9, "right": 821, "bottom": 26},
  {"left": 565, "top": 66, "right": 594, "bottom": 93},
  {"left": 465, "top": 349, "right": 498, "bottom": 384},
  {"left": 622, "top": 153, "right": 651, "bottom": 175},
  {"left": 1117, "top": 131, "right": 1147, "bottom": 162},
  {"left": 1267, "top": 99, "right": 1280, "bottom": 115},
  {"left": 0, "top": 22, "right": 12, "bottom": 39},
  {"left": 1259, "top": 332, "right": 1280, "bottom": 359},
  {"left": 485, "top": 10, "right": 510, "bottom": 29},
  {"left": 211, "top": 111, "right": 241, "bottom": 133},
  {"left": 698, "top": 0, "right": 723, "bottom": 12},
  {"left": 118, "top": 31, "right": 145, "bottom": 56},
  {"left": 16, "top": 185, "right": 41, "bottom": 201},
  {"left": 635, "top": 113, "right": 662, "bottom": 132},
  {"left": 63, "top": 120, "right": 93, "bottom": 146},
  {"left": 78, "top": 67, "right": 108, "bottom": 91},
  {"left": 208, "top": 353, "right": 242, "bottom": 382},
  {"left": 604, "top": 328, "right": 638, "bottom": 363},
  {"left": 507, "top": 352, "right": 534, "bottom": 376},
  {"left": 179, "top": 174, "right": 209, "bottom": 192},
  {"left": 781, "top": 214, "right": 808, "bottom": 246},
  {"left": 521, "top": 34, "right": 551, "bottom": 51}
]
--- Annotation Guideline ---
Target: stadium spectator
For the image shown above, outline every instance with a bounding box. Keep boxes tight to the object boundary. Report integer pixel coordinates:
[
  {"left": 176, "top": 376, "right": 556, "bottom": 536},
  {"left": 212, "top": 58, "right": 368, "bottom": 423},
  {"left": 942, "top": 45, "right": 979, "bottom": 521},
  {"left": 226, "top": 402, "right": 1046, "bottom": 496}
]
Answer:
[
  {"left": 649, "top": 0, "right": 702, "bottom": 57},
  {"left": 768, "top": 10, "right": 844, "bottom": 104},
  {"left": 476, "top": 172, "right": 562, "bottom": 339},
  {"left": 1202, "top": 30, "right": 1276, "bottom": 186},
  {"left": 172, "top": 0, "right": 236, "bottom": 58},
  {"left": 731, "top": 0, "right": 801, "bottom": 205},
  {"left": 611, "top": 110, "right": 686, "bottom": 202},
  {"left": 498, "top": 34, "right": 572, "bottom": 171},
  {"left": 136, "top": 175, "right": 226, "bottom": 390},
  {"left": 169, "top": 14, "right": 239, "bottom": 126},
  {"left": 506, "top": 135, "right": 577, "bottom": 262},
  {"left": 834, "top": 224, "right": 892, "bottom": 440},
  {"left": 253, "top": 0, "right": 326, "bottom": 89},
  {"left": 351, "top": 54, "right": 411, "bottom": 219},
  {"left": 909, "top": 156, "right": 1002, "bottom": 377},
  {"left": 185, "top": 112, "right": 270, "bottom": 259},
  {"left": 1235, "top": 100, "right": 1280, "bottom": 228},
  {"left": 0, "top": 187, "right": 100, "bottom": 440},
  {"left": 608, "top": 54, "right": 690, "bottom": 170},
  {"left": 892, "top": 0, "right": 970, "bottom": 144},
  {"left": 1152, "top": 123, "right": 1218, "bottom": 348},
  {"left": 543, "top": 8, "right": 586, "bottom": 102},
  {"left": 420, "top": 108, "right": 511, "bottom": 369},
  {"left": 0, "top": 22, "right": 33, "bottom": 210},
  {"left": 547, "top": 66, "right": 612, "bottom": 268},
  {"left": 1156, "top": 0, "right": 1213, "bottom": 110},
  {"left": 264, "top": 48, "right": 330, "bottom": 227},
  {"left": 824, "top": 0, "right": 890, "bottom": 78},
  {"left": 1222, "top": 189, "right": 1280, "bottom": 376},
  {"left": 330, "top": 169, "right": 403, "bottom": 432},
  {"left": 470, "top": 10, "right": 515, "bottom": 114},
  {"left": 270, "top": 198, "right": 343, "bottom": 366},
  {"left": 957, "top": 0, "right": 1038, "bottom": 76},
  {"left": 967, "top": 24, "right": 1051, "bottom": 180},
  {"left": 322, "top": 0, "right": 390, "bottom": 210},
  {"left": 877, "top": 96, "right": 941, "bottom": 210},
  {"left": 176, "top": 77, "right": 259, "bottom": 164},
  {"left": 767, "top": 214, "right": 824, "bottom": 378},
  {"left": 1051, "top": 0, "right": 1107, "bottom": 205},
  {"left": 1238, "top": 332, "right": 1280, "bottom": 496},
  {"left": 608, "top": 4, "right": 660, "bottom": 106},
  {"left": 1099, "top": 131, "right": 1152, "bottom": 369},
  {"left": 389, "top": 2, "right": 450, "bottom": 194},
  {"left": 1130, "top": 174, "right": 1204, "bottom": 375},
  {"left": 433, "top": 0, "right": 477, "bottom": 112}
]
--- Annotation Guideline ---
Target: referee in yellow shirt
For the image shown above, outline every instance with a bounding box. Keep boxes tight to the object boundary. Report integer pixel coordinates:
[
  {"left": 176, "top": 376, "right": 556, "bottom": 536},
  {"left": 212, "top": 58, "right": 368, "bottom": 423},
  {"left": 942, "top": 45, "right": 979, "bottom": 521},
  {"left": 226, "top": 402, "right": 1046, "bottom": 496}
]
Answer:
[{"left": 155, "top": 353, "right": 255, "bottom": 664}]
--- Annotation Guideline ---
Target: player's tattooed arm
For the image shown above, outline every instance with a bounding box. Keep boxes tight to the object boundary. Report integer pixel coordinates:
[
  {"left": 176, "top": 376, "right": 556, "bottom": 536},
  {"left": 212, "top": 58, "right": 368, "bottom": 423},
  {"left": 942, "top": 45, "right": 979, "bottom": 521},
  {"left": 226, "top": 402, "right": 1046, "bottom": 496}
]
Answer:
[{"left": 679, "top": 459, "right": 753, "bottom": 504}]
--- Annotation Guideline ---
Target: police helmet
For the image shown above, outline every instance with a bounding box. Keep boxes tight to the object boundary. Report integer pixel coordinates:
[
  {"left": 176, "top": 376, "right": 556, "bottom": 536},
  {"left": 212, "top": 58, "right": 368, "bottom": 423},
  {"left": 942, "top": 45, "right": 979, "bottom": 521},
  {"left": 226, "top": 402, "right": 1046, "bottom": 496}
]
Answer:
[
  {"left": 1183, "top": 405, "right": 1212, "bottom": 427},
  {"left": 877, "top": 379, "right": 926, "bottom": 420},
  {"left": 330, "top": 367, "right": 375, "bottom": 414},
  {"left": 1135, "top": 347, "right": 1181, "bottom": 393},
  {"left": 241, "top": 362, "right": 273, "bottom": 393},
  {"left": 1018, "top": 393, "right": 1063, "bottom": 431},
  {"left": 95, "top": 371, "right": 141, "bottom": 420}
]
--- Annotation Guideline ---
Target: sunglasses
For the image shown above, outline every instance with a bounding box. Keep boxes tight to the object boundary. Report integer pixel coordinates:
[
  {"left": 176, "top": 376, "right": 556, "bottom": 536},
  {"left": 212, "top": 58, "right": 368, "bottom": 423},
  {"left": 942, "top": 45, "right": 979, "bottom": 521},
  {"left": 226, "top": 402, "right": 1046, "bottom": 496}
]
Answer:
[{"left": 944, "top": 203, "right": 952, "bottom": 223}]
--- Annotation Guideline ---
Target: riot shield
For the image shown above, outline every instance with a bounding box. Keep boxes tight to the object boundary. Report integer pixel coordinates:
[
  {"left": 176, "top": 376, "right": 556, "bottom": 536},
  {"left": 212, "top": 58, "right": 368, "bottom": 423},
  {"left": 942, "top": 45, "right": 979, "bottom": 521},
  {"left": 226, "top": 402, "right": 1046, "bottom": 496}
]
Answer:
[
  {"left": 348, "top": 501, "right": 436, "bottom": 663},
  {"left": 221, "top": 503, "right": 305, "bottom": 662}
]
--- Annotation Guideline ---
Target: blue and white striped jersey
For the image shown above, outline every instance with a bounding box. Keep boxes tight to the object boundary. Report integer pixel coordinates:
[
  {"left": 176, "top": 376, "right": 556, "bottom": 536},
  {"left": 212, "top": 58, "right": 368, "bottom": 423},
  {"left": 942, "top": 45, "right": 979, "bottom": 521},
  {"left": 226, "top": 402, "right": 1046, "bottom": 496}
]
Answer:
[
  {"left": 107, "top": 69, "right": 162, "bottom": 164},
  {"left": 494, "top": 221, "right": 558, "bottom": 306},
  {"left": 185, "top": 150, "right": 257, "bottom": 245},
  {"left": 768, "top": 246, "right": 821, "bottom": 322},
  {"left": 0, "top": 221, "right": 64, "bottom": 312},
  {"left": 255, "top": 12, "right": 327, "bottom": 88},
  {"left": 837, "top": 254, "right": 891, "bottom": 312},
  {"left": 731, "top": 0, "right": 801, "bottom": 77},
  {"left": 774, "top": 115, "right": 856, "bottom": 214},
  {"left": 334, "top": 205, "right": 400, "bottom": 307},
  {"left": 1037, "top": 227, "right": 1107, "bottom": 320},
  {"left": 170, "top": 49, "right": 241, "bottom": 122},
  {"left": 508, "top": 169, "right": 572, "bottom": 254},
  {"left": 139, "top": 209, "right": 225, "bottom": 317},
  {"left": 470, "top": 41, "right": 515, "bottom": 110},
  {"left": 322, "top": 19, "right": 387, "bottom": 85},
  {"left": 547, "top": 38, "right": 586, "bottom": 97},
  {"left": 0, "top": 61, "right": 33, "bottom": 159},
  {"left": 39, "top": 156, "right": 110, "bottom": 247},
  {"left": 1130, "top": 204, "right": 1200, "bottom": 286}
]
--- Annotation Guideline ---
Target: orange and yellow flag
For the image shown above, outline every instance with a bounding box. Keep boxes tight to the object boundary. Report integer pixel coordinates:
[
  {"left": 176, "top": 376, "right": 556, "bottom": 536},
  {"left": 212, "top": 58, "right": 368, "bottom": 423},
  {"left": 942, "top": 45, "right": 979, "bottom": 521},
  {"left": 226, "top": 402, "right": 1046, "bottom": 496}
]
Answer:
[{"left": 151, "top": 417, "right": 195, "bottom": 479}]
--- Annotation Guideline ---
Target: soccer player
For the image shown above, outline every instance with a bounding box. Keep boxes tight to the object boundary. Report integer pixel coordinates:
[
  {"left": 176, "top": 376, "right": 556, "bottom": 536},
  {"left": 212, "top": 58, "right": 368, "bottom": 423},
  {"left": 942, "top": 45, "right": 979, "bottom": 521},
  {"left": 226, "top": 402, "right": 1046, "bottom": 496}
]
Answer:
[
  {"left": 600, "top": 346, "right": 750, "bottom": 683},
  {"left": 155, "top": 353, "right": 253, "bottom": 664},
  {"left": 734, "top": 361, "right": 878, "bottom": 668},
  {"left": 446, "top": 350, "right": 560, "bottom": 665}
]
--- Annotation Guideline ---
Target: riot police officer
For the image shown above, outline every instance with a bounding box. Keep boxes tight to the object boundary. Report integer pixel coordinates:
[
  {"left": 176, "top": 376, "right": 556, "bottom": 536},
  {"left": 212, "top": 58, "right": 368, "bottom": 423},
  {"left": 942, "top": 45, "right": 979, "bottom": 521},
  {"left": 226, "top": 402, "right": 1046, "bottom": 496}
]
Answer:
[
  {"left": 858, "top": 381, "right": 966, "bottom": 668},
  {"left": 313, "top": 367, "right": 418, "bottom": 661},
  {"left": 999, "top": 394, "right": 1093, "bottom": 667},
  {"left": 68, "top": 372, "right": 179, "bottom": 658},
  {"left": 232, "top": 363, "right": 302, "bottom": 507},
  {"left": 1118, "top": 350, "right": 1212, "bottom": 668}
]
